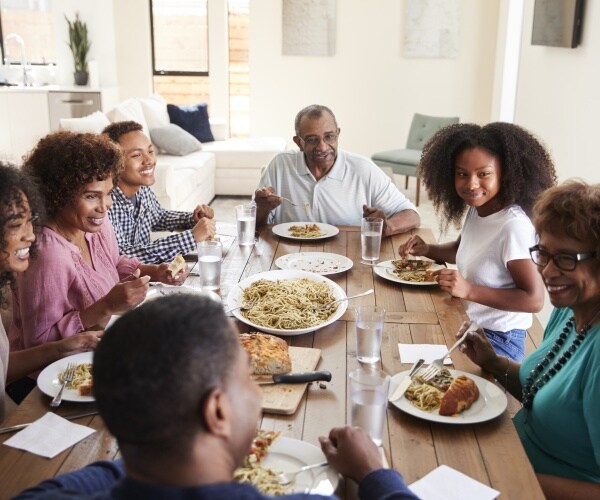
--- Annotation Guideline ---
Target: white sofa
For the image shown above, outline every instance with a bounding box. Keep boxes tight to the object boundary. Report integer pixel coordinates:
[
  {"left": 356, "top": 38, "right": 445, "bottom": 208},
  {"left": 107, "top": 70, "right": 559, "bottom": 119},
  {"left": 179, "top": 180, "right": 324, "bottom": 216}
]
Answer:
[{"left": 59, "top": 95, "right": 287, "bottom": 211}]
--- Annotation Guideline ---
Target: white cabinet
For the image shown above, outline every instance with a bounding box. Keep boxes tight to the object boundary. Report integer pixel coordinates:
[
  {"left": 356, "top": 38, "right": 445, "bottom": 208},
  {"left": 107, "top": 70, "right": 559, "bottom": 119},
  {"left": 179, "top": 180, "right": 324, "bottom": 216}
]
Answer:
[
  {"left": 0, "top": 91, "right": 49, "bottom": 163},
  {"left": 0, "top": 87, "right": 118, "bottom": 164}
]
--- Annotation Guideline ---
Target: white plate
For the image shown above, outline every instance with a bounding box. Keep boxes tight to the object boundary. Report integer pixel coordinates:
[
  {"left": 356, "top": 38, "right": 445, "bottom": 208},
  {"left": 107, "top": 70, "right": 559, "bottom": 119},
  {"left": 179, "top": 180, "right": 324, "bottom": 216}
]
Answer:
[
  {"left": 275, "top": 252, "right": 353, "bottom": 275},
  {"left": 37, "top": 352, "right": 95, "bottom": 403},
  {"left": 272, "top": 222, "right": 339, "bottom": 241},
  {"left": 227, "top": 269, "right": 347, "bottom": 336},
  {"left": 263, "top": 437, "right": 338, "bottom": 494},
  {"left": 389, "top": 369, "right": 507, "bottom": 424},
  {"left": 145, "top": 284, "right": 221, "bottom": 303},
  {"left": 373, "top": 260, "right": 444, "bottom": 286}
]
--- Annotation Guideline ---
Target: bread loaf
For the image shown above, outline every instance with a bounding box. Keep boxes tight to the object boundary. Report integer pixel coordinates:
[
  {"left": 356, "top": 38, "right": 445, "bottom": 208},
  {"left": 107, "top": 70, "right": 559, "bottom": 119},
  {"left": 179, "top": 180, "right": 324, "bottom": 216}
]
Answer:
[
  {"left": 167, "top": 254, "right": 186, "bottom": 275},
  {"left": 239, "top": 332, "right": 292, "bottom": 375},
  {"left": 439, "top": 375, "right": 479, "bottom": 416}
]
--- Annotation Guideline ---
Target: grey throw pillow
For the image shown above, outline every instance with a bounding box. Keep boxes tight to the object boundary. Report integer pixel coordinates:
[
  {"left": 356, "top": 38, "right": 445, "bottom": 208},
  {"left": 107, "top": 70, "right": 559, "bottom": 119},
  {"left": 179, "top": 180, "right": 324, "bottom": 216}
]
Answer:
[{"left": 150, "top": 124, "right": 202, "bottom": 156}]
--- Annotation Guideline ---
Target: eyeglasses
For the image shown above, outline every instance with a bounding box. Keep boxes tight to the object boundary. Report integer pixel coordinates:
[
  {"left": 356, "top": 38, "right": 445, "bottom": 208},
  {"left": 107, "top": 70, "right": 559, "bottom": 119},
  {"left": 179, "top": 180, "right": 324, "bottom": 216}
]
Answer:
[
  {"left": 529, "top": 244, "right": 597, "bottom": 271},
  {"left": 299, "top": 132, "right": 338, "bottom": 147}
]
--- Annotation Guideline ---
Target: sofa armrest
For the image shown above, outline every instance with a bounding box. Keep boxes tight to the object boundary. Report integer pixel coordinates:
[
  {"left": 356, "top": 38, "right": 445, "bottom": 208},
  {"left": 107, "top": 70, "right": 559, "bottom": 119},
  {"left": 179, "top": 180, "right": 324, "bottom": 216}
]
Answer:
[{"left": 209, "top": 118, "right": 228, "bottom": 141}]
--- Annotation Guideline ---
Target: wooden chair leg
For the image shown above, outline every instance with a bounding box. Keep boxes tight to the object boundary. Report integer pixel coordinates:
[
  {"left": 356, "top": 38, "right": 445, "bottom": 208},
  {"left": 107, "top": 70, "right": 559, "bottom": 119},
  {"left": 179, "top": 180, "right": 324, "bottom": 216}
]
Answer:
[
  {"left": 405, "top": 176, "right": 409, "bottom": 189},
  {"left": 415, "top": 178, "right": 420, "bottom": 206}
]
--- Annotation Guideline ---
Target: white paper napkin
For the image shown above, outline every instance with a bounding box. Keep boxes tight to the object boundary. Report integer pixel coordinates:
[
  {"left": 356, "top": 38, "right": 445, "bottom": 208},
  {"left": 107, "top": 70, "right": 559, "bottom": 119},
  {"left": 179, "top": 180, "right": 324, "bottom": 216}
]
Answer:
[
  {"left": 398, "top": 344, "right": 453, "bottom": 365},
  {"left": 408, "top": 465, "right": 500, "bottom": 500},
  {"left": 4, "top": 412, "right": 96, "bottom": 459}
]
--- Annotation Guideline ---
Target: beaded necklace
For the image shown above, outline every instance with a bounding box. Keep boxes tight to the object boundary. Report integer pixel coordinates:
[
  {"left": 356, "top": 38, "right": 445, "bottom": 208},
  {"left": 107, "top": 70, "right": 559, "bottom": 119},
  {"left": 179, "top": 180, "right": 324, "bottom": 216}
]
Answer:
[{"left": 522, "top": 309, "right": 600, "bottom": 408}]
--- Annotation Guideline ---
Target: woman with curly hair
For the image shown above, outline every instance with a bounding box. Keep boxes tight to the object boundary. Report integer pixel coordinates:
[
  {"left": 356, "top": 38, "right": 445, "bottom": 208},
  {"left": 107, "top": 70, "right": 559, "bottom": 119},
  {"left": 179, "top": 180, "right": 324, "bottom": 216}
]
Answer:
[
  {"left": 0, "top": 162, "right": 100, "bottom": 420},
  {"left": 399, "top": 122, "right": 557, "bottom": 361},
  {"left": 7, "top": 131, "right": 186, "bottom": 402}
]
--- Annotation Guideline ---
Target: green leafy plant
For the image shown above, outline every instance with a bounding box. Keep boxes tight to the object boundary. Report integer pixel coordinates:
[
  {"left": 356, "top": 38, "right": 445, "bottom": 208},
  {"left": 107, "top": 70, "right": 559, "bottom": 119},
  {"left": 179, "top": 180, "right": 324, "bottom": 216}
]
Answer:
[{"left": 65, "top": 13, "right": 91, "bottom": 73}]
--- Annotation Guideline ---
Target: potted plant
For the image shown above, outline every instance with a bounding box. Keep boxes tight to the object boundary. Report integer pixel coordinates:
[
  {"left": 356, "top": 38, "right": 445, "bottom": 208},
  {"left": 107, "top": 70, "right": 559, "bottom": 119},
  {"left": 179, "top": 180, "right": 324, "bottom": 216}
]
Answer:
[{"left": 65, "top": 13, "right": 91, "bottom": 86}]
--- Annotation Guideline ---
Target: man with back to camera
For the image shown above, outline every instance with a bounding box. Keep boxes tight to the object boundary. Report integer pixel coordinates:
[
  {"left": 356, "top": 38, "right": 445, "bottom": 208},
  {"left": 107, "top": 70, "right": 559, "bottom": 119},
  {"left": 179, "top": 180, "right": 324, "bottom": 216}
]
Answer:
[
  {"left": 254, "top": 104, "right": 420, "bottom": 236},
  {"left": 103, "top": 121, "right": 216, "bottom": 264},
  {"left": 14, "top": 294, "right": 419, "bottom": 499}
]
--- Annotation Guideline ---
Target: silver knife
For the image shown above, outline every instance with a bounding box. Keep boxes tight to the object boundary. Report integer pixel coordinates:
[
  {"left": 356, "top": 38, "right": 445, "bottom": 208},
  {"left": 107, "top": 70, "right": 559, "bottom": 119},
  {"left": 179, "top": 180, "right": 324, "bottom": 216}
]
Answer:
[
  {"left": 255, "top": 371, "right": 332, "bottom": 385},
  {"left": 0, "top": 410, "right": 99, "bottom": 435},
  {"left": 388, "top": 359, "right": 425, "bottom": 402}
]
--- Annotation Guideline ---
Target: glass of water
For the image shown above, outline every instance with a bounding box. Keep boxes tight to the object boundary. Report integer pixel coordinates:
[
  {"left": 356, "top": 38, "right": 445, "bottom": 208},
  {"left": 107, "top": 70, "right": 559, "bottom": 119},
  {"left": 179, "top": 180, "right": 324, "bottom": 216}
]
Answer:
[
  {"left": 361, "top": 217, "right": 383, "bottom": 263},
  {"left": 349, "top": 367, "right": 390, "bottom": 446},
  {"left": 236, "top": 203, "right": 257, "bottom": 246},
  {"left": 355, "top": 305, "right": 386, "bottom": 364},
  {"left": 197, "top": 240, "right": 222, "bottom": 291}
]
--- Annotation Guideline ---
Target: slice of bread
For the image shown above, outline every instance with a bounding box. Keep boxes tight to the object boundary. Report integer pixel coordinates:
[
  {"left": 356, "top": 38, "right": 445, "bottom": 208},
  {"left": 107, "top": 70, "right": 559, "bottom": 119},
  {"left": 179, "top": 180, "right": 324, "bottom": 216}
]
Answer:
[
  {"left": 167, "top": 254, "right": 186, "bottom": 275},
  {"left": 239, "top": 332, "right": 292, "bottom": 375}
]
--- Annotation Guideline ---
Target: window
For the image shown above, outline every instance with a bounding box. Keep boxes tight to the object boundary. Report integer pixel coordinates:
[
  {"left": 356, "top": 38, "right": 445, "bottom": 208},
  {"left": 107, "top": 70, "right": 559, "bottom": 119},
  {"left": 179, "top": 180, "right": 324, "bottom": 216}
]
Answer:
[
  {"left": 0, "top": 0, "right": 56, "bottom": 65},
  {"left": 150, "top": 0, "right": 209, "bottom": 76}
]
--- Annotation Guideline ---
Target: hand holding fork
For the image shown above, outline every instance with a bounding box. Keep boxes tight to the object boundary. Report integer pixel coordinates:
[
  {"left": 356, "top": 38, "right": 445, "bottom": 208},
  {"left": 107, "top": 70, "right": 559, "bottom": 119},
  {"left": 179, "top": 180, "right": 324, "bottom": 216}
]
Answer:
[{"left": 419, "top": 322, "right": 480, "bottom": 381}]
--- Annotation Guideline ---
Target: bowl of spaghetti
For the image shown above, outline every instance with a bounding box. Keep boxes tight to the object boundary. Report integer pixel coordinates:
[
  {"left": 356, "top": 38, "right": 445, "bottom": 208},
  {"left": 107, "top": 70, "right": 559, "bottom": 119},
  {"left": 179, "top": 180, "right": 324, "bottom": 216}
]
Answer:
[{"left": 227, "top": 270, "right": 347, "bottom": 336}]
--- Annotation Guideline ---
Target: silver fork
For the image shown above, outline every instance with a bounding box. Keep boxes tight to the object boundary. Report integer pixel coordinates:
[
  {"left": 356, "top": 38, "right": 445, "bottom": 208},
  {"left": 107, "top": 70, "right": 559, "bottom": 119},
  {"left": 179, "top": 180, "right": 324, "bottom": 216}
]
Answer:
[
  {"left": 51, "top": 363, "right": 76, "bottom": 407},
  {"left": 279, "top": 196, "right": 302, "bottom": 207},
  {"left": 420, "top": 322, "right": 480, "bottom": 381},
  {"left": 277, "top": 461, "right": 328, "bottom": 486},
  {"left": 313, "top": 289, "right": 374, "bottom": 311}
]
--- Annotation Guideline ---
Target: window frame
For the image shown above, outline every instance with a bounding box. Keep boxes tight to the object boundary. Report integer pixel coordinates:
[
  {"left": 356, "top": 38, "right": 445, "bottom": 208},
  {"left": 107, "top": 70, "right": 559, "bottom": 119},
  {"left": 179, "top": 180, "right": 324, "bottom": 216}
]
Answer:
[
  {"left": 149, "top": 0, "right": 210, "bottom": 77},
  {"left": 0, "top": 1, "right": 56, "bottom": 66}
]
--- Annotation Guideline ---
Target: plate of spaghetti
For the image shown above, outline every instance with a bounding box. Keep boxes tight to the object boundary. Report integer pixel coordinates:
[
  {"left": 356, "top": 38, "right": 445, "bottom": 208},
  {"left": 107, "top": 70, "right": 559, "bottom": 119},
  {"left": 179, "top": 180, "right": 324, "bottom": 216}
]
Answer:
[
  {"left": 373, "top": 259, "right": 444, "bottom": 286},
  {"left": 272, "top": 222, "right": 339, "bottom": 241},
  {"left": 37, "top": 352, "right": 95, "bottom": 403},
  {"left": 234, "top": 432, "right": 338, "bottom": 495},
  {"left": 227, "top": 270, "right": 347, "bottom": 335},
  {"left": 389, "top": 369, "right": 507, "bottom": 424},
  {"left": 275, "top": 252, "right": 353, "bottom": 275}
]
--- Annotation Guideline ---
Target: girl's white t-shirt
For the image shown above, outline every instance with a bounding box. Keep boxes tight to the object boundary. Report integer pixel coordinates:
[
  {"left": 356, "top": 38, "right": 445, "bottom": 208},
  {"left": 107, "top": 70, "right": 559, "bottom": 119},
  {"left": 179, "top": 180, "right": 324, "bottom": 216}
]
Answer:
[{"left": 456, "top": 205, "right": 537, "bottom": 332}]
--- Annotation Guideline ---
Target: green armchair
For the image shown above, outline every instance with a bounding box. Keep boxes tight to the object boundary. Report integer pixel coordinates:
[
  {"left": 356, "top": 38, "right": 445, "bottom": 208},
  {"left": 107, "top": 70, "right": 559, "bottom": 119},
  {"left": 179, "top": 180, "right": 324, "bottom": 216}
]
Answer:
[{"left": 371, "top": 113, "right": 459, "bottom": 206}]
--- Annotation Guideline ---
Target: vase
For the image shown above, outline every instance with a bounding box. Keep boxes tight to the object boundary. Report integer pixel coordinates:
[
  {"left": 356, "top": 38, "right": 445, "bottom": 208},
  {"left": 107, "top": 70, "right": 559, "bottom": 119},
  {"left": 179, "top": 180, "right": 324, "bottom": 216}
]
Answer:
[{"left": 74, "top": 71, "right": 89, "bottom": 86}]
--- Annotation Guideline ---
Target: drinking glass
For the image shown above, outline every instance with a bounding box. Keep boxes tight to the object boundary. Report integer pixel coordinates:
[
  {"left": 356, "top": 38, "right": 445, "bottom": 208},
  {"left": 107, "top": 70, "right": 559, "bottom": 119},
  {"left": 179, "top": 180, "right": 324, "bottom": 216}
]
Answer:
[
  {"left": 197, "top": 240, "right": 222, "bottom": 291},
  {"left": 349, "top": 368, "right": 390, "bottom": 446},
  {"left": 361, "top": 217, "right": 383, "bottom": 263},
  {"left": 355, "top": 305, "right": 386, "bottom": 364},
  {"left": 236, "top": 203, "right": 257, "bottom": 246}
]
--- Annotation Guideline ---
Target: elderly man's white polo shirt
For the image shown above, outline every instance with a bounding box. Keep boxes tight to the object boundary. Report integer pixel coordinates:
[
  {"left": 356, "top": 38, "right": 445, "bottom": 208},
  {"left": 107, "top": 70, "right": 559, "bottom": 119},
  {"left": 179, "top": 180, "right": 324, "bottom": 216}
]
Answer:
[{"left": 257, "top": 149, "right": 417, "bottom": 226}]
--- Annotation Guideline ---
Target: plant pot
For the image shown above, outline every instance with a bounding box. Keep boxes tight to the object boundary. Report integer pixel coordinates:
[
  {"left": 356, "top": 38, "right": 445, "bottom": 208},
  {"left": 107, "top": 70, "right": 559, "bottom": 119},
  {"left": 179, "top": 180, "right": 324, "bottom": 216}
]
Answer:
[{"left": 74, "top": 71, "right": 89, "bottom": 86}]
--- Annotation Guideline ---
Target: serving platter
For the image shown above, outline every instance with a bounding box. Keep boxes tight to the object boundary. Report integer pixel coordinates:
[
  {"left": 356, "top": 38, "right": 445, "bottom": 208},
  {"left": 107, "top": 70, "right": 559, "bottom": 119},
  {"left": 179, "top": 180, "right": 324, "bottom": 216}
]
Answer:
[
  {"left": 389, "top": 369, "right": 507, "bottom": 424},
  {"left": 272, "top": 222, "right": 339, "bottom": 241},
  {"left": 275, "top": 252, "right": 353, "bottom": 275},
  {"left": 37, "top": 352, "right": 94, "bottom": 403},
  {"left": 227, "top": 269, "right": 347, "bottom": 336}
]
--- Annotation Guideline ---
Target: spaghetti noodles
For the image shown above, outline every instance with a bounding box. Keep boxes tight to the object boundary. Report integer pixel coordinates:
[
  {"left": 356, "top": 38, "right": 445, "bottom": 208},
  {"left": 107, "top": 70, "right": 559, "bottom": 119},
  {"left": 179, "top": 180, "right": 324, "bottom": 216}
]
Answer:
[
  {"left": 288, "top": 224, "right": 324, "bottom": 238},
  {"left": 59, "top": 363, "right": 93, "bottom": 395},
  {"left": 241, "top": 278, "right": 337, "bottom": 329}
]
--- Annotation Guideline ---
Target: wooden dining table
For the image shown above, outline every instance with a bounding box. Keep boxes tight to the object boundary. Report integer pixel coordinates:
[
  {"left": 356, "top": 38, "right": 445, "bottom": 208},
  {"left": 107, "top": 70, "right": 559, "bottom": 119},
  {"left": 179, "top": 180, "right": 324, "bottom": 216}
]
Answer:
[{"left": 0, "top": 225, "right": 544, "bottom": 498}]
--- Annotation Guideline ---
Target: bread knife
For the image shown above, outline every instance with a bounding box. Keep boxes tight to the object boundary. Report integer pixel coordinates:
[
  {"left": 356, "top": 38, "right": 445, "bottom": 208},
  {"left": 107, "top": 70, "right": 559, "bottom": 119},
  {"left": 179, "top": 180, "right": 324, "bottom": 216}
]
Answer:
[
  {"left": 255, "top": 371, "right": 332, "bottom": 385},
  {"left": 0, "top": 410, "right": 99, "bottom": 435}
]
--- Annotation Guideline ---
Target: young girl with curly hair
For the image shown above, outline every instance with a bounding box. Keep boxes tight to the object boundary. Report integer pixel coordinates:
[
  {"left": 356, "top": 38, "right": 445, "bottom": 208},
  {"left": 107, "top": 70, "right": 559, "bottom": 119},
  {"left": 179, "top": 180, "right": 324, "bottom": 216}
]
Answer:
[{"left": 399, "top": 122, "right": 557, "bottom": 361}]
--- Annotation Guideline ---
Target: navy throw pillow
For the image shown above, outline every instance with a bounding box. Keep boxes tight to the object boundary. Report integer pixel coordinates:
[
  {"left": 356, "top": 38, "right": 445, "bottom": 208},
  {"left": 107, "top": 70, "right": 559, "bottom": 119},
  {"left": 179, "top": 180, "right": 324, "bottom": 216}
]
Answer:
[{"left": 167, "top": 102, "right": 214, "bottom": 143}]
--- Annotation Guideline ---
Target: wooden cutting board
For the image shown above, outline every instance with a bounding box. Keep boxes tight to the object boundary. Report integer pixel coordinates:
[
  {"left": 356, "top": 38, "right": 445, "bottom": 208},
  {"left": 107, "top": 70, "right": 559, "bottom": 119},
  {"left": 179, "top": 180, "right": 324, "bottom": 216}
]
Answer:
[{"left": 258, "top": 346, "right": 322, "bottom": 415}]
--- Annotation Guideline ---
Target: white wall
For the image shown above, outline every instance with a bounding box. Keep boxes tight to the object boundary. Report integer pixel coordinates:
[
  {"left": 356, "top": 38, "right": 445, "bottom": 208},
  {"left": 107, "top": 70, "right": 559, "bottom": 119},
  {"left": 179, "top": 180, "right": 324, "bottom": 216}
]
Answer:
[
  {"left": 249, "top": 0, "right": 500, "bottom": 157},
  {"left": 54, "top": 0, "right": 118, "bottom": 88},
  {"left": 515, "top": 0, "right": 600, "bottom": 183}
]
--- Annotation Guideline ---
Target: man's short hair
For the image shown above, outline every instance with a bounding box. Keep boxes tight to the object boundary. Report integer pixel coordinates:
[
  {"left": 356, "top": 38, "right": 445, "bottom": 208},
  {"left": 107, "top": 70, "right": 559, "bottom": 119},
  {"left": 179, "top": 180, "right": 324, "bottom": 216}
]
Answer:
[
  {"left": 294, "top": 104, "right": 338, "bottom": 136},
  {"left": 102, "top": 121, "right": 144, "bottom": 144},
  {"left": 93, "top": 295, "right": 239, "bottom": 453}
]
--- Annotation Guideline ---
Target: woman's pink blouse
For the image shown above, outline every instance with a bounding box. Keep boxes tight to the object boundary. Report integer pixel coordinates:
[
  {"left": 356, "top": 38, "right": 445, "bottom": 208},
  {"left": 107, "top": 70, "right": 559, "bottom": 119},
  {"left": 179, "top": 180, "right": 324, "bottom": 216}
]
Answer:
[{"left": 9, "top": 222, "right": 140, "bottom": 349}]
